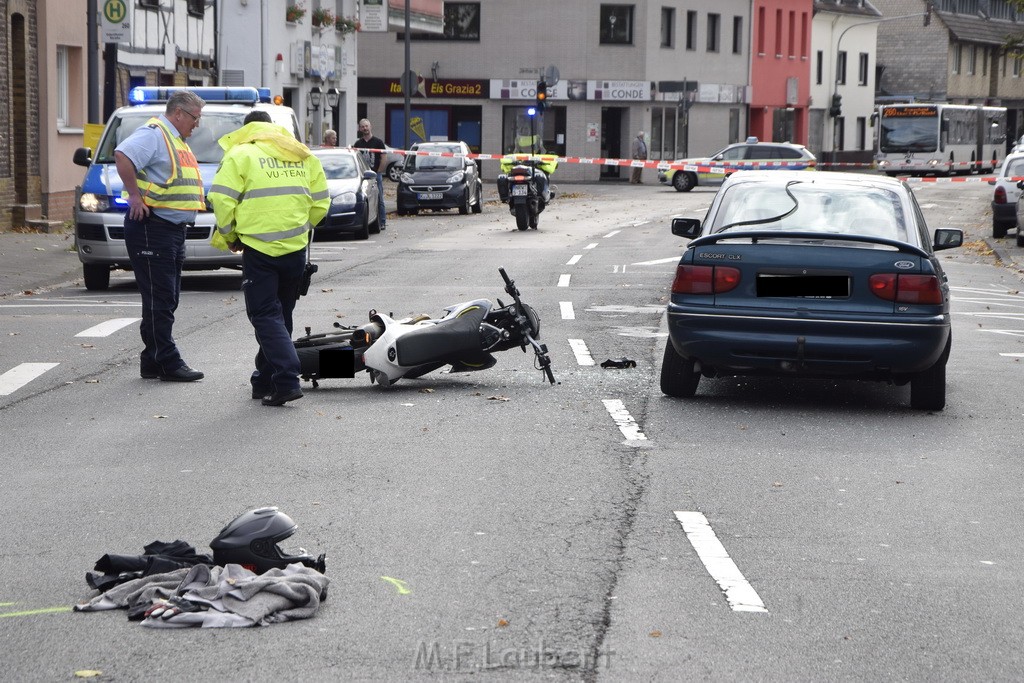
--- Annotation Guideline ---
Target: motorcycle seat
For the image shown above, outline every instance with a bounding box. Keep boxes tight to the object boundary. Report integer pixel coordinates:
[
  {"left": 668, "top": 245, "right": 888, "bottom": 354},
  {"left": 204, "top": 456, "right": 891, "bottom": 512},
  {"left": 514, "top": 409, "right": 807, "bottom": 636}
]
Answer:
[{"left": 395, "top": 303, "right": 490, "bottom": 367}]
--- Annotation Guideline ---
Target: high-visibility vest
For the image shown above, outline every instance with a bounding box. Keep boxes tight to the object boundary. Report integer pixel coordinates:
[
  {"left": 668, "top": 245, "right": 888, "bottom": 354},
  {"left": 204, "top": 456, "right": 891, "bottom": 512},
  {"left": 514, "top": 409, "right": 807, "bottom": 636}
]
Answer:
[
  {"left": 133, "top": 117, "right": 205, "bottom": 211},
  {"left": 208, "top": 122, "right": 329, "bottom": 257}
]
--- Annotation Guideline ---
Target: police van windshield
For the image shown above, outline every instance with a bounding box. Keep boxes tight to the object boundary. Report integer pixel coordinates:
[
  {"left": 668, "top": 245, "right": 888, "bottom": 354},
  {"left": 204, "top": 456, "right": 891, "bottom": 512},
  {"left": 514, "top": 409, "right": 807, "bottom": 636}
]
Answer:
[{"left": 95, "top": 111, "right": 294, "bottom": 165}]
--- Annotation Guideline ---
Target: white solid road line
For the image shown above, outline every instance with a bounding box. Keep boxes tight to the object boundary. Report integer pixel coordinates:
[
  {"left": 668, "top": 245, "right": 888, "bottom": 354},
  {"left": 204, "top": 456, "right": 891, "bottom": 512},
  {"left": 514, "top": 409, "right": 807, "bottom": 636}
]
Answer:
[
  {"left": 75, "top": 317, "right": 141, "bottom": 338},
  {"left": 601, "top": 398, "right": 647, "bottom": 441},
  {"left": 568, "top": 339, "right": 594, "bottom": 366},
  {"left": 0, "top": 363, "right": 59, "bottom": 397},
  {"left": 674, "top": 511, "right": 768, "bottom": 613},
  {"left": 560, "top": 302, "right": 575, "bottom": 320}
]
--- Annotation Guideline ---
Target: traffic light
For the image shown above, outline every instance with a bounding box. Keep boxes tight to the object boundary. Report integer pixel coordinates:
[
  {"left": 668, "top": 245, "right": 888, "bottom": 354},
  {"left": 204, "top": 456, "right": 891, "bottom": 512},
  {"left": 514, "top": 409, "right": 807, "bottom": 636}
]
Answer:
[
  {"left": 536, "top": 79, "right": 548, "bottom": 113},
  {"left": 829, "top": 93, "right": 842, "bottom": 118}
]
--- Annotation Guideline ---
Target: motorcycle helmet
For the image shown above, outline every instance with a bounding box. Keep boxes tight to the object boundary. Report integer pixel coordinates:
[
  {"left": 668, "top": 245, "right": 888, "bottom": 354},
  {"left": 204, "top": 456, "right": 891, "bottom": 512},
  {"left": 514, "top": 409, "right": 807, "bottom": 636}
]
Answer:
[{"left": 210, "top": 507, "right": 326, "bottom": 574}]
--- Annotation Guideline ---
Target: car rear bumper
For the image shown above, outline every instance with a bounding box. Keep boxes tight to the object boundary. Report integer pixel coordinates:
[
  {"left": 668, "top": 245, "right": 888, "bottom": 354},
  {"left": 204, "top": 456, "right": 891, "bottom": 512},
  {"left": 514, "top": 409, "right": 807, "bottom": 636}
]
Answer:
[{"left": 667, "top": 305, "right": 950, "bottom": 377}]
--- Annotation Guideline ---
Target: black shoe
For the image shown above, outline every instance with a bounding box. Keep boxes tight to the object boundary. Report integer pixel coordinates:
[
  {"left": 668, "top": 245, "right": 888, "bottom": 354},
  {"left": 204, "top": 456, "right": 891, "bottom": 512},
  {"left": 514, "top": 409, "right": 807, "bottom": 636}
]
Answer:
[
  {"left": 262, "top": 388, "right": 303, "bottom": 406},
  {"left": 141, "top": 369, "right": 160, "bottom": 379},
  {"left": 159, "top": 366, "right": 204, "bottom": 382},
  {"left": 251, "top": 387, "right": 272, "bottom": 400}
]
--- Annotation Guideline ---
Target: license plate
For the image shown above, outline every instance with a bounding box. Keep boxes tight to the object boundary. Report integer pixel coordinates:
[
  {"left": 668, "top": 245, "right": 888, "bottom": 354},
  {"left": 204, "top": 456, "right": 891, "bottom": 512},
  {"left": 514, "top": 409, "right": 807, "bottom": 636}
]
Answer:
[
  {"left": 757, "top": 274, "right": 850, "bottom": 298},
  {"left": 511, "top": 185, "right": 528, "bottom": 196},
  {"left": 417, "top": 192, "right": 443, "bottom": 200}
]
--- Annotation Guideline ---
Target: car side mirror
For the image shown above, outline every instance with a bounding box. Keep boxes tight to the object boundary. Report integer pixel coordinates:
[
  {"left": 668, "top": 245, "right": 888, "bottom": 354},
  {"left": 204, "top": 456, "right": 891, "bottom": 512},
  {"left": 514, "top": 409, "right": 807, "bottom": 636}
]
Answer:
[
  {"left": 73, "top": 147, "right": 92, "bottom": 167},
  {"left": 1017, "top": 180, "right": 1024, "bottom": 190},
  {"left": 671, "top": 217, "right": 702, "bottom": 239},
  {"left": 933, "top": 228, "right": 963, "bottom": 251},
  {"left": 363, "top": 170, "right": 377, "bottom": 181}
]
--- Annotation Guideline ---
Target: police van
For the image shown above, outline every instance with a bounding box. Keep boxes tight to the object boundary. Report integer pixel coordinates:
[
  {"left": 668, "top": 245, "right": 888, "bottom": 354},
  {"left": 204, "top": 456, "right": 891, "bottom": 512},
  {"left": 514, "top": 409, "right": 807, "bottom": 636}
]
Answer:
[{"left": 72, "top": 86, "right": 300, "bottom": 290}]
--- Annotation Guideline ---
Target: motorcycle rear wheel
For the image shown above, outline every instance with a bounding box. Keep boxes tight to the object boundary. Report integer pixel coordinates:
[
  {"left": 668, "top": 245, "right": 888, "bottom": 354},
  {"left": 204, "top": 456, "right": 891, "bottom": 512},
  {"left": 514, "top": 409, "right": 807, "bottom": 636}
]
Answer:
[
  {"left": 294, "top": 329, "right": 356, "bottom": 348},
  {"left": 514, "top": 203, "right": 529, "bottom": 230}
]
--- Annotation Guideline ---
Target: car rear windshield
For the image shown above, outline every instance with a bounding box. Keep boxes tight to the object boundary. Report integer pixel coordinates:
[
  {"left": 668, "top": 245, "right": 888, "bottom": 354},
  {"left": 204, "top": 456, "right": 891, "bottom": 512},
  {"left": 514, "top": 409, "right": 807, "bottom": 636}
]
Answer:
[{"left": 713, "top": 182, "right": 908, "bottom": 242}]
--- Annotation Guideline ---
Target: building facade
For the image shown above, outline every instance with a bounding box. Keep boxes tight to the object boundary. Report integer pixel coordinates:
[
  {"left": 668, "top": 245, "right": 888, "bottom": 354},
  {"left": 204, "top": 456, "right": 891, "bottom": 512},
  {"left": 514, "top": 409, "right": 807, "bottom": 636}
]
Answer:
[
  {"left": 218, "top": 0, "right": 358, "bottom": 147},
  {"left": 749, "top": 0, "right": 814, "bottom": 147},
  {"left": 2, "top": 0, "right": 41, "bottom": 230},
  {"left": 810, "top": 0, "right": 881, "bottom": 165},
  {"left": 355, "top": 1, "right": 753, "bottom": 182},
  {"left": 875, "top": 0, "right": 1024, "bottom": 141}
]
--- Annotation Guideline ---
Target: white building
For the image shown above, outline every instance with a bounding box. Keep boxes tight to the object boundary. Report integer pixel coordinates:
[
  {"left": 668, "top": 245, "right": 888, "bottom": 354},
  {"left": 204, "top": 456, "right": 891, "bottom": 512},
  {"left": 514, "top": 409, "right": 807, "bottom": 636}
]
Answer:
[
  {"left": 217, "top": 0, "right": 359, "bottom": 145},
  {"left": 809, "top": 0, "right": 882, "bottom": 164}
]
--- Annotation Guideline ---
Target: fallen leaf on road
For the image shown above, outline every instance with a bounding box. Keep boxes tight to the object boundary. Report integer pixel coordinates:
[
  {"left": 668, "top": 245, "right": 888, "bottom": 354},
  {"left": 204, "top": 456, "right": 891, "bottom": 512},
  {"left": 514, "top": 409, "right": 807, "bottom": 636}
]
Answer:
[{"left": 487, "top": 395, "right": 510, "bottom": 401}]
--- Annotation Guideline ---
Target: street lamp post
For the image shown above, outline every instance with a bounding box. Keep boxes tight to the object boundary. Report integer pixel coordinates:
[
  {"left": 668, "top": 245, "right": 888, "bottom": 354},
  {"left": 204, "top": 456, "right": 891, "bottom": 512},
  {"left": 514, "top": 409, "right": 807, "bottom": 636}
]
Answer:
[{"left": 306, "top": 86, "right": 341, "bottom": 145}]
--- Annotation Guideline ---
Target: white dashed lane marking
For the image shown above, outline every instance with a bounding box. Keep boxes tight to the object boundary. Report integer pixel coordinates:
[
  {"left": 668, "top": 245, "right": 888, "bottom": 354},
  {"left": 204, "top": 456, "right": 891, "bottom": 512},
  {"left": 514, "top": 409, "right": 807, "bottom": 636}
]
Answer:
[
  {"left": 75, "top": 318, "right": 140, "bottom": 338},
  {"left": 674, "top": 511, "right": 768, "bottom": 613},
  {"left": 560, "top": 302, "right": 575, "bottom": 320},
  {"left": 568, "top": 339, "right": 594, "bottom": 366},
  {"left": 566, "top": 254, "right": 582, "bottom": 265},
  {"left": 601, "top": 399, "right": 647, "bottom": 441},
  {"left": 0, "top": 363, "right": 59, "bottom": 396},
  {"left": 558, "top": 274, "right": 571, "bottom": 287}
]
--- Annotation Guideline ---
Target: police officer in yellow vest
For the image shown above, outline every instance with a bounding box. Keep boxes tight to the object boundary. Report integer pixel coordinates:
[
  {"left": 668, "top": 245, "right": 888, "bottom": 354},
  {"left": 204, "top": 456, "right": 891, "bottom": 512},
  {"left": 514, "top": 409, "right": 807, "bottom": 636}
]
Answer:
[
  {"left": 208, "top": 111, "right": 329, "bottom": 406},
  {"left": 114, "top": 90, "right": 207, "bottom": 382}
]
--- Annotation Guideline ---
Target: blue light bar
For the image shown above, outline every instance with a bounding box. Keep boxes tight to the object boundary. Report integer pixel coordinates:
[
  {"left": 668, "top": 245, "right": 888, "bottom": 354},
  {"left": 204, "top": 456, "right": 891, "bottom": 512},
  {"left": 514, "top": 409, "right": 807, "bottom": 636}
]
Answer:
[
  {"left": 256, "top": 87, "right": 272, "bottom": 103},
  {"left": 127, "top": 87, "right": 261, "bottom": 106}
]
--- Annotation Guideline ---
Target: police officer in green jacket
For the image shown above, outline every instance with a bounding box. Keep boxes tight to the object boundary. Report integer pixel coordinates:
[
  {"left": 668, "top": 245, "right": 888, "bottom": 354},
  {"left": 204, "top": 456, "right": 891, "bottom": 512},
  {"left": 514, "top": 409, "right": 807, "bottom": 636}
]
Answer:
[{"left": 208, "top": 111, "right": 329, "bottom": 406}]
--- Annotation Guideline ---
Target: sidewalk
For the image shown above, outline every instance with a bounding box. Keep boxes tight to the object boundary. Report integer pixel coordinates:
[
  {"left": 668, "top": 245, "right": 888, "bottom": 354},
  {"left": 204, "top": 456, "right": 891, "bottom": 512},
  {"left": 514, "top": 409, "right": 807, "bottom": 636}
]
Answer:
[{"left": 0, "top": 227, "right": 81, "bottom": 297}]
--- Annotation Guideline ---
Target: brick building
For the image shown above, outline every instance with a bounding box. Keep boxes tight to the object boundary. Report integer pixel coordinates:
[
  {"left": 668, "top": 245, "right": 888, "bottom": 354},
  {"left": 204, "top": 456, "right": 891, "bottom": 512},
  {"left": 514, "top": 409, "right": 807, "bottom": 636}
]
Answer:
[{"left": 2, "top": 0, "right": 41, "bottom": 231}]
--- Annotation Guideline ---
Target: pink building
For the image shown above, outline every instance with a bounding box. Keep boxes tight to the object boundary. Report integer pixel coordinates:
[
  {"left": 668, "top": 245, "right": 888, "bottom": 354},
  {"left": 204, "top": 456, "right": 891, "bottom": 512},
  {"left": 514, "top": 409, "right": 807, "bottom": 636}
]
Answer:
[{"left": 749, "top": 0, "right": 813, "bottom": 145}]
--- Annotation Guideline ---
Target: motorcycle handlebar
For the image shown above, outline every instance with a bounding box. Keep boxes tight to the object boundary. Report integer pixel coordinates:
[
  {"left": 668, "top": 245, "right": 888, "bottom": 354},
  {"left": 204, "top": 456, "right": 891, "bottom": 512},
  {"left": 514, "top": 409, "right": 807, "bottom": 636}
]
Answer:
[{"left": 498, "top": 268, "right": 556, "bottom": 385}]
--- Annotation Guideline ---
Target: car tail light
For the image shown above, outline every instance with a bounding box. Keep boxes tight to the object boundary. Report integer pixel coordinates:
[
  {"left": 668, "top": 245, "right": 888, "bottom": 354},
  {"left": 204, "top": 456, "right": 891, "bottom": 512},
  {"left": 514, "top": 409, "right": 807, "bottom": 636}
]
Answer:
[
  {"left": 672, "top": 265, "right": 741, "bottom": 294},
  {"left": 869, "top": 273, "right": 943, "bottom": 304},
  {"left": 994, "top": 185, "right": 1007, "bottom": 204}
]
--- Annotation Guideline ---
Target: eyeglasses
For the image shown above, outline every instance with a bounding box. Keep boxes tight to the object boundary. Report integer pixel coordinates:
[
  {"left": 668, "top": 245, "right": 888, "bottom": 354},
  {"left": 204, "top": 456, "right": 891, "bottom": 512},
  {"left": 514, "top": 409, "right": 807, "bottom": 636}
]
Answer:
[{"left": 181, "top": 109, "right": 201, "bottom": 124}]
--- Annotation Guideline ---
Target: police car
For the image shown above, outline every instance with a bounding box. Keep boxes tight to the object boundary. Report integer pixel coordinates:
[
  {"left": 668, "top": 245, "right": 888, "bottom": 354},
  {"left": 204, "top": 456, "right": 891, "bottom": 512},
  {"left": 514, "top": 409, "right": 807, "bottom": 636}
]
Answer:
[
  {"left": 72, "top": 86, "right": 300, "bottom": 290},
  {"left": 657, "top": 137, "right": 816, "bottom": 192}
]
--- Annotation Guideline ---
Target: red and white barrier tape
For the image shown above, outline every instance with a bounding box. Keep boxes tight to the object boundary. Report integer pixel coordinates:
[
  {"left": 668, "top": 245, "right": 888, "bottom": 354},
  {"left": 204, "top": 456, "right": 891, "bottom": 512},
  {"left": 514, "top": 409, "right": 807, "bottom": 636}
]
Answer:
[{"left": 337, "top": 146, "right": 1012, "bottom": 182}]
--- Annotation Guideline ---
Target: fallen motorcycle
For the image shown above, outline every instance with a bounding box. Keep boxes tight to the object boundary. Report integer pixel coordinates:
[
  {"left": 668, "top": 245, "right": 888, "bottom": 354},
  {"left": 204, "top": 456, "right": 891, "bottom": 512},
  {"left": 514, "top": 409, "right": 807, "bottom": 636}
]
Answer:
[{"left": 294, "top": 268, "right": 556, "bottom": 387}]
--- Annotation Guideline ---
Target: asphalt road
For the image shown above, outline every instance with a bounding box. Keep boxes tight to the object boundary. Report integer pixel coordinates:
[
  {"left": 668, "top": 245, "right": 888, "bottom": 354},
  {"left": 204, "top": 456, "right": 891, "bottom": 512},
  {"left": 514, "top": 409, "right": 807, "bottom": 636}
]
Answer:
[{"left": 1, "top": 178, "right": 1022, "bottom": 681}]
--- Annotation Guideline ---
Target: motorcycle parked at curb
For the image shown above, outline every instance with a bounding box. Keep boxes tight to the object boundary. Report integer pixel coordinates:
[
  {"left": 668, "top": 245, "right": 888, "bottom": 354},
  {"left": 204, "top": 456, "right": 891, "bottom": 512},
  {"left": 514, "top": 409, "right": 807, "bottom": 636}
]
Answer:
[
  {"left": 496, "top": 154, "right": 558, "bottom": 231},
  {"left": 294, "top": 268, "right": 556, "bottom": 387}
]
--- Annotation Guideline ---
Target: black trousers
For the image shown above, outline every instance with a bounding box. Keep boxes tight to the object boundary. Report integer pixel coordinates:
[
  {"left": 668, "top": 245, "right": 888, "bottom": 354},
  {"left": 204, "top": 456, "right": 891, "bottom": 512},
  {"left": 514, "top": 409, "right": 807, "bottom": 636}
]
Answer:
[
  {"left": 124, "top": 215, "right": 187, "bottom": 374},
  {"left": 242, "top": 246, "right": 305, "bottom": 394}
]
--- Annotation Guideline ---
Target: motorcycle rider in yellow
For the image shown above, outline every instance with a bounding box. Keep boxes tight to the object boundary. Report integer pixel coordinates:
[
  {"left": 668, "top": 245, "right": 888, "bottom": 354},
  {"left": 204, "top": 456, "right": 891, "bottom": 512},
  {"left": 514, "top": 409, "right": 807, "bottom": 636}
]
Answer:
[{"left": 208, "top": 112, "right": 329, "bottom": 406}]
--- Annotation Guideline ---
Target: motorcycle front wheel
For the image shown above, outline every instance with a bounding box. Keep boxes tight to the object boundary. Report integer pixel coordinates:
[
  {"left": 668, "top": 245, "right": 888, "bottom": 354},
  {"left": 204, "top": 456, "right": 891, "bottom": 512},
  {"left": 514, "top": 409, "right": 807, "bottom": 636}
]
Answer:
[{"left": 514, "top": 203, "right": 529, "bottom": 230}]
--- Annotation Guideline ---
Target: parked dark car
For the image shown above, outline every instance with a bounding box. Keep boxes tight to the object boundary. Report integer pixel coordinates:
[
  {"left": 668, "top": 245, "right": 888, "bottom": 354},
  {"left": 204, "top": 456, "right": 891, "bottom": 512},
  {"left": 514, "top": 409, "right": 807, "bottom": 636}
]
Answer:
[
  {"left": 396, "top": 141, "right": 484, "bottom": 215},
  {"left": 661, "top": 170, "right": 963, "bottom": 411},
  {"left": 312, "top": 148, "right": 381, "bottom": 240}
]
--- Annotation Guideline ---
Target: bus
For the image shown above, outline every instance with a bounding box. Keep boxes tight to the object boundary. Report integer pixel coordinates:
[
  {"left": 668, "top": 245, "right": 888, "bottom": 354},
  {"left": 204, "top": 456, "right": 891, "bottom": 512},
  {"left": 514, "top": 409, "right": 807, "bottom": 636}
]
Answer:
[{"left": 875, "top": 103, "right": 1007, "bottom": 176}]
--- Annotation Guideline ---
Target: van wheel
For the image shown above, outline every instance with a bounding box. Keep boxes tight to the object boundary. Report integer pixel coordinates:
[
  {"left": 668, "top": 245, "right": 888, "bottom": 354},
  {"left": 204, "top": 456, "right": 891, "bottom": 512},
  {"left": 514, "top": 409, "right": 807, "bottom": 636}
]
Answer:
[{"left": 83, "top": 264, "right": 110, "bottom": 291}]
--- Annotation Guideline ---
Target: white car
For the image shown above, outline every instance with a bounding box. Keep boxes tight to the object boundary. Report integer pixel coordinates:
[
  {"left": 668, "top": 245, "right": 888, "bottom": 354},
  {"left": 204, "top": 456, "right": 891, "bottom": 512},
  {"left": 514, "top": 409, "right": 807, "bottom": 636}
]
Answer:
[{"left": 990, "top": 151, "right": 1024, "bottom": 241}]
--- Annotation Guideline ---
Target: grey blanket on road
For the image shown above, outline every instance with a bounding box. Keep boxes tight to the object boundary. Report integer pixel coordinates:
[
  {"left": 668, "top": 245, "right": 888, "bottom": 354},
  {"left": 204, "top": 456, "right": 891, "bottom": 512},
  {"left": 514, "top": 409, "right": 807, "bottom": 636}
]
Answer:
[{"left": 75, "top": 563, "right": 329, "bottom": 628}]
